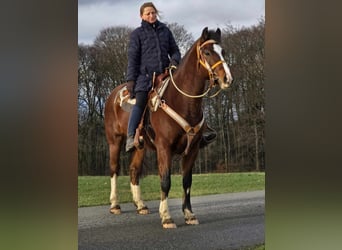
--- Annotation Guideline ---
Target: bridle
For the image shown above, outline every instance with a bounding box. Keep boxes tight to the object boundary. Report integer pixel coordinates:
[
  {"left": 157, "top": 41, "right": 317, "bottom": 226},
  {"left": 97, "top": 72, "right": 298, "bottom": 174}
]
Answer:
[
  {"left": 197, "top": 39, "right": 225, "bottom": 87},
  {"left": 169, "top": 39, "right": 225, "bottom": 98}
]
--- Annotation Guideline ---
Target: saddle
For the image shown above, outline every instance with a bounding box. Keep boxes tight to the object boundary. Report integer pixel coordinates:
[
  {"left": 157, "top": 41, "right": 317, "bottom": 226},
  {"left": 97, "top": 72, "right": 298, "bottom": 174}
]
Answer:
[
  {"left": 114, "top": 71, "right": 170, "bottom": 149},
  {"left": 116, "top": 70, "right": 170, "bottom": 112},
  {"left": 117, "top": 87, "right": 136, "bottom": 112}
]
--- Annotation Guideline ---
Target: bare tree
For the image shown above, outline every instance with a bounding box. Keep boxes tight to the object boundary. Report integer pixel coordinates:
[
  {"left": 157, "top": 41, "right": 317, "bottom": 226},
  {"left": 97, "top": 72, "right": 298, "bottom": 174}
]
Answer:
[
  {"left": 219, "top": 18, "right": 265, "bottom": 171},
  {"left": 78, "top": 44, "right": 107, "bottom": 175},
  {"left": 166, "top": 22, "right": 194, "bottom": 56}
]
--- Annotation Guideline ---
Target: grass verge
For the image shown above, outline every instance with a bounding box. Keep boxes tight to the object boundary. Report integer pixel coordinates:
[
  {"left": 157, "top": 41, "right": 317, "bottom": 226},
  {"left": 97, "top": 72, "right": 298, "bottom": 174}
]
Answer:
[{"left": 78, "top": 172, "right": 264, "bottom": 207}]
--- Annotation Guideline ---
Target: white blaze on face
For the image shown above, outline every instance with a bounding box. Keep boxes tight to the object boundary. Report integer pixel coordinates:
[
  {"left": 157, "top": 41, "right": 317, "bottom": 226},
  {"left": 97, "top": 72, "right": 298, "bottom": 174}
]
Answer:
[{"left": 213, "top": 44, "right": 233, "bottom": 83}]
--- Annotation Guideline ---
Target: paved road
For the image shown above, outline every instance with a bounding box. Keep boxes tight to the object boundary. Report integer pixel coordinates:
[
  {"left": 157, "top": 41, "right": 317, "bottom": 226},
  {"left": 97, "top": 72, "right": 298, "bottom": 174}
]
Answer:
[{"left": 78, "top": 190, "right": 264, "bottom": 250}]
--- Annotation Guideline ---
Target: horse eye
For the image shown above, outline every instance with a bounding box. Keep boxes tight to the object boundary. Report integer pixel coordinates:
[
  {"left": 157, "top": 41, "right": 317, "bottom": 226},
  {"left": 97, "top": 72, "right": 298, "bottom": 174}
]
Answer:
[{"left": 203, "top": 50, "right": 210, "bottom": 56}]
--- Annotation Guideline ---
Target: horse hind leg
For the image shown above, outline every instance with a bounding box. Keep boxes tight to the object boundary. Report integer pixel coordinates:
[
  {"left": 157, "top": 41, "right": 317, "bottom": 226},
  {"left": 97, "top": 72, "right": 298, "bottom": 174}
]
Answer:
[
  {"left": 182, "top": 157, "right": 199, "bottom": 225},
  {"left": 109, "top": 137, "right": 122, "bottom": 214},
  {"left": 129, "top": 149, "right": 149, "bottom": 215}
]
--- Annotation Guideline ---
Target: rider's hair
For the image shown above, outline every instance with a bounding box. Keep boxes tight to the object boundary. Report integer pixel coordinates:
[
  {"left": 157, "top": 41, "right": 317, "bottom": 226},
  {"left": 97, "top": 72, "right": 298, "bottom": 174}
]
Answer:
[{"left": 140, "top": 2, "right": 161, "bottom": 18}]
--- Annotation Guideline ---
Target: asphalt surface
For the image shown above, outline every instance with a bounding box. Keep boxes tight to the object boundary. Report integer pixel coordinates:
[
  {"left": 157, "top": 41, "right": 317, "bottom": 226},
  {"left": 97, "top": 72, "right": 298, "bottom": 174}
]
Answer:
[{"left": 78, "top": 190, "right": 264, "bottom": 250}]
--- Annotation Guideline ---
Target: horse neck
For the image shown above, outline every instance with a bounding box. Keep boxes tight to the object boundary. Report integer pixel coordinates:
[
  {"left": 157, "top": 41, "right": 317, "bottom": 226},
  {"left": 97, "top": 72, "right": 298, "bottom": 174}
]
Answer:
[{"left": 166, "top": 44, "right": 208, "bottom": 121}]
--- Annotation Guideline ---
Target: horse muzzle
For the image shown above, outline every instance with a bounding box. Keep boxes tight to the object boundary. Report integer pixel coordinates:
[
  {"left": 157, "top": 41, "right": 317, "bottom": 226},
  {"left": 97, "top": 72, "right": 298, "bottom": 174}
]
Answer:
[{"left": 215, "top": 74, "right": 233, "bottom": 90}]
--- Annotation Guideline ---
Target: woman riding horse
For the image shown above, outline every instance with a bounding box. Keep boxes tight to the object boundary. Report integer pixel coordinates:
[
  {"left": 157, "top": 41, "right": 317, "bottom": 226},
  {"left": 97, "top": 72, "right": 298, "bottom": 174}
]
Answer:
[
  {"left": 104, "top": 26, "right": 232, "bottom": 228},
  {"left": 104, "top": 2, "right": 233, "bottom": 229},
  {"left": 125, "top": 2, "right": 216, "bottom": 152}
]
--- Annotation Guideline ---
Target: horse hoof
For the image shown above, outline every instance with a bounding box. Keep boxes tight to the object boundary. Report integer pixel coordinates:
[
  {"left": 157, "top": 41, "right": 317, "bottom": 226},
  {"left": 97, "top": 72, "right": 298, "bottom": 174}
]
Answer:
[
  {"left": 185, "top": 218, "right": 199, "bottom": 225},
  {"left": 109, "top": 205, "right": 121, "bottom": 214},
  {"left": 162, "top": 218, "right": 177, "bottom": 229},
  {"left": 162, "top": 223, "right": 177, "bottom": 229},
  {"left": 137, "top": 206, "right": 149, "bottom": 215}
]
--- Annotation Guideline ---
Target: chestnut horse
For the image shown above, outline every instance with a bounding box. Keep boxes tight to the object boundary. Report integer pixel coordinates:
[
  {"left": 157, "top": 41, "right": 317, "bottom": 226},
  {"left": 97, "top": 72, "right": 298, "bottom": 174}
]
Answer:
[{"left": 104, "top": 27, "right": 233, "bottom": 228}]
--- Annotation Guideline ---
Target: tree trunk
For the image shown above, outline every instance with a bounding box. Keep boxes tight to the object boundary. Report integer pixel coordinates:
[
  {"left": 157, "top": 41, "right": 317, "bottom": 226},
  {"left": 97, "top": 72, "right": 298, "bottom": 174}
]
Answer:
[{"left": 254, "top": 119, "right": 260, "bottom": 171}]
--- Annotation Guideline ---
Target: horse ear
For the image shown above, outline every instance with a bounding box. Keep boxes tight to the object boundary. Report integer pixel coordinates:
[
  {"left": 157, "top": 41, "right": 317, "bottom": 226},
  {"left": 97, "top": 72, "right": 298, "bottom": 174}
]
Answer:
[
  {"left": 216, "top": 28, "right": 221, "bottom": 42},
  {"left": 201, "top": 27, "right": 209, "bottom": 41}
]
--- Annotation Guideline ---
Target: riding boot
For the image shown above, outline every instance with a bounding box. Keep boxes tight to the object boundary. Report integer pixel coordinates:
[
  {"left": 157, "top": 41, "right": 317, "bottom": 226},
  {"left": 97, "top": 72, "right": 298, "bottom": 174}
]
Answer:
[
  {"left": 126, "top": 135, "right": 135, "bottom": 152},
  {"left": 126, "top": 91, "right": 148, "bottom": 152},
  {"left": 199, "top": 124, "right": 217, "bottom": 148},
  {"left": 126, "top": 98, "right": 145, "bottom": 152}
]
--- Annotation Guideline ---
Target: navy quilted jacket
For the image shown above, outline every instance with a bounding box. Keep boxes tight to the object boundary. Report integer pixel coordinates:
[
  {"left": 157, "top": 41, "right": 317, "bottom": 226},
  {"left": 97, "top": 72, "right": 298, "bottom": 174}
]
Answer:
[{"left": 126, "top": 20, "right": 181, "bottom": 92}]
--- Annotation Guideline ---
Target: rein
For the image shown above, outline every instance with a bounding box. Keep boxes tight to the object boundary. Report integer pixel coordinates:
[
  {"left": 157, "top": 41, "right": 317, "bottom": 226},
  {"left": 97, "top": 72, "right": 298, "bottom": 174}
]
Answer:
[{"left": 169, "top": 66, "right": 211, "bottom": 98}]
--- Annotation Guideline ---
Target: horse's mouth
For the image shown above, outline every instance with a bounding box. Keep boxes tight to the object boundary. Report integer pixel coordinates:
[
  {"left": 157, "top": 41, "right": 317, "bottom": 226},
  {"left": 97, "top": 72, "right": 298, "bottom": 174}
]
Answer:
[{"left": 215, "top": 77, "right": 233, "bottom": 90}]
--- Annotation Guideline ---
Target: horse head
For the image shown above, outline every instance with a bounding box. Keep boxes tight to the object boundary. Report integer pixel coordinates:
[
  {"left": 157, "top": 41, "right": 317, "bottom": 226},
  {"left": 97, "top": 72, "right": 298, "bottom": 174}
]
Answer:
[{"left": 197, "top": 27, "right": 233, "bottom": 90}]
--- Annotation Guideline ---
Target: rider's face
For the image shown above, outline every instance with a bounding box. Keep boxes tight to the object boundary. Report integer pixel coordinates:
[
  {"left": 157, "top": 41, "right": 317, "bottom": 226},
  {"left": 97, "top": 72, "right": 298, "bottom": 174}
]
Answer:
[{"left": 141, "top": 7, "right": 157, "bottom": 24}]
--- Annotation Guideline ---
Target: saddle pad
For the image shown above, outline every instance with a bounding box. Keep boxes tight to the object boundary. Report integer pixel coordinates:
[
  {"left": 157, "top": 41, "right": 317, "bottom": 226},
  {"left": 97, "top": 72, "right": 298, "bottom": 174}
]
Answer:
[{"left": 118, "top": 86, "right": 136, "bottom": 112}]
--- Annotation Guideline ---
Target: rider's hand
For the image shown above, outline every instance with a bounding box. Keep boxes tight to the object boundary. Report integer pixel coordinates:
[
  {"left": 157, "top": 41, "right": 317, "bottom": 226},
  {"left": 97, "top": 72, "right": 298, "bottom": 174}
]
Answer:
[
  {"left": 169, "top": 59, "right": 178, "bottom": 68},
  {"left": 126, "top": 81, "right": 135, "bottom": 98}
]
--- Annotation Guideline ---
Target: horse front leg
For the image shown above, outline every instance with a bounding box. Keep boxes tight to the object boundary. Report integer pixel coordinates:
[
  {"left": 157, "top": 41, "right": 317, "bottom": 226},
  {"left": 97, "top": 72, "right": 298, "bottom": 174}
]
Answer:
[
  {"left": 108, "top": 138, "right": 122, "bottom": 214},
  {"left": 157, "top": 146, "right": 176, "bottom": 229},
  {"left": 129, "top": 148, "right": 149, "bottom": 215},
  {"left": 182, "top": 151, "right": 199, "bottom": 225}
]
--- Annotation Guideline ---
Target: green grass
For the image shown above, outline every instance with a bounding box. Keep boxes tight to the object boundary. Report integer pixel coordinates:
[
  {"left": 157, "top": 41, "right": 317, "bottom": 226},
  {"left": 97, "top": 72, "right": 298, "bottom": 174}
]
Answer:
[
  {"left": 254, "top": 244, "right": 265, "bottom": 250},
  {"left": 244, "top": 244, "right": 265, "bottom": 250},
  {"left": 78, "top": 172, "right": 265, "bottom": 207}
]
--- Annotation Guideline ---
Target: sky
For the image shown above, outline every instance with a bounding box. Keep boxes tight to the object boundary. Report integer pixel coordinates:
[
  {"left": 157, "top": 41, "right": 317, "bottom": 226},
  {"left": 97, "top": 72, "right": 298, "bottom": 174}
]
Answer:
[{"left": 78, "top": 0, "right": 265, "bottom": 45}]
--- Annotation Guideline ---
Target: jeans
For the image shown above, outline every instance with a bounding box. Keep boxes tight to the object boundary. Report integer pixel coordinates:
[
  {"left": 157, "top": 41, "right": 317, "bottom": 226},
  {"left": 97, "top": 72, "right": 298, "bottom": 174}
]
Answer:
[{"left": 127, "top": 91, "right": 149, "bottom": 137}]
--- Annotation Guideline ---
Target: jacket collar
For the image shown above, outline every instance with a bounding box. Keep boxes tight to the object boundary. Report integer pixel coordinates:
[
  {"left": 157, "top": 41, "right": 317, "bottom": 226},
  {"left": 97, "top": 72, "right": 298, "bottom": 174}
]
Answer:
[{"left": 141, "top": 19, "right": 164, "bottom": 30}]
